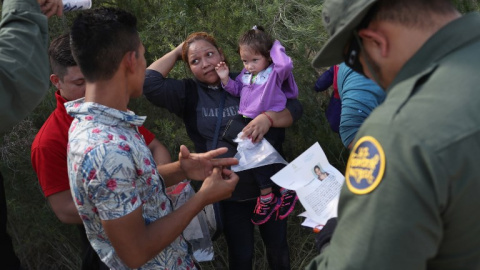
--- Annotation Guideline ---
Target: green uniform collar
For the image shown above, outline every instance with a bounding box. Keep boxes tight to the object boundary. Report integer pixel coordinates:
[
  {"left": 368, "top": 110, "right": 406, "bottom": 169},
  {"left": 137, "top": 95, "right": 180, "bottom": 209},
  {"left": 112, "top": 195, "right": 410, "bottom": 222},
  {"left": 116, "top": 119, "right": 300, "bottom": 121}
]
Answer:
[
  {"left": 381, "top": 12, "right": 480, "bottom": 112},
  {"left": 390, "top": 12, "right": 480, "bottom": 91}
]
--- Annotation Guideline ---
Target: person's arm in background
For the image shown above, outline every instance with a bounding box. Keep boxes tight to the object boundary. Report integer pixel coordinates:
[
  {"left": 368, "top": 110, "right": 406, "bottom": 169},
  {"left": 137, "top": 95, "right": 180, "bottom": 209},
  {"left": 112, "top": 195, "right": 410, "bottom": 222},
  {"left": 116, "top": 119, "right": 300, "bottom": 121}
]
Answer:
[
  {"left": 47, "top": 190, "right": 82, "bottom": 223},
  {"left": 0, "top": 0, "right": 63, "bottom": 133},
  {"left": 314, "top": 66, "right": 334, "bottom": 92},
  {"left": 147, "top": 139, "right": 172, "bottom": 165},
  {"left": 138, "top": 126, "right": 172, "bottom": 165},
  {"left": 31, "top": 143, "right": 82, "bottom": 224}
]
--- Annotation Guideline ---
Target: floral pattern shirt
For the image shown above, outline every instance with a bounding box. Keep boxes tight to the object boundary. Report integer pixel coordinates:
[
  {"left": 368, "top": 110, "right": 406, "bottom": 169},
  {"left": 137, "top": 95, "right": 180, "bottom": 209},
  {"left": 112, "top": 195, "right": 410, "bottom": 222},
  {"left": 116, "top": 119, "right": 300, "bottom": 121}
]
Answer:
[{"left": 66, "top": 99, "right": 196, "bottom": 270}]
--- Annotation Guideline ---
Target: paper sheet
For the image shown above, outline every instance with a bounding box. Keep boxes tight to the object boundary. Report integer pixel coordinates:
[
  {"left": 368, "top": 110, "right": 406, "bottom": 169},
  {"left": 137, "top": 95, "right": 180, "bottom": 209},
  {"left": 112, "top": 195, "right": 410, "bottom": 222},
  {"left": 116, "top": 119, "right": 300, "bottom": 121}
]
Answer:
[{"left": 271, "top": 142, "right": 344, "bottom": 228}]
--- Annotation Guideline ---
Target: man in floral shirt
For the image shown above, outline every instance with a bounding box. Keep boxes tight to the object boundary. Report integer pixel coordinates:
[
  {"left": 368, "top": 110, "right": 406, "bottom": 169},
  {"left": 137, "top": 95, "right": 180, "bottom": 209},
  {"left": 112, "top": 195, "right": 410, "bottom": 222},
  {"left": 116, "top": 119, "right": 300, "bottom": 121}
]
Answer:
[{"left": 66, "top": 7, "right": 239, "bottom": 269}]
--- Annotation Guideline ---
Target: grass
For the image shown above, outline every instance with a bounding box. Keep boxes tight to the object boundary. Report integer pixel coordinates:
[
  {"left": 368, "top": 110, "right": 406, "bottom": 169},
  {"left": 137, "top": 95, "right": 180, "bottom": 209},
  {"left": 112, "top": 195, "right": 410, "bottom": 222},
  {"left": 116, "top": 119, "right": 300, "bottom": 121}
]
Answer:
[{"left": 1, "top": 2, "right": 348, "bottom": 267}]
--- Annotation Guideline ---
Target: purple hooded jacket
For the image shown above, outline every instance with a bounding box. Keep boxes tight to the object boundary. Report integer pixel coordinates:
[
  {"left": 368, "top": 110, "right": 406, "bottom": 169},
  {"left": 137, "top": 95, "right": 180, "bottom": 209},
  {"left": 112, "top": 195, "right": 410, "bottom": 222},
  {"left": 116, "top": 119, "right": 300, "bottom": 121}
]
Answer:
[{"left": 224, "top": 40, "right": 299, "bottom": 118}]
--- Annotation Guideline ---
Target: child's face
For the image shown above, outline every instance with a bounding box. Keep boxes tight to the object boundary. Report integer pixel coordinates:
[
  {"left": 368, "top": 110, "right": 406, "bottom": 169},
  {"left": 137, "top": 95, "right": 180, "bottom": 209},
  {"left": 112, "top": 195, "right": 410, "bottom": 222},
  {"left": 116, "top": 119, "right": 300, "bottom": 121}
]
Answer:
[{"left": 239, "top": 45, "right": 270, "bottom": 76}]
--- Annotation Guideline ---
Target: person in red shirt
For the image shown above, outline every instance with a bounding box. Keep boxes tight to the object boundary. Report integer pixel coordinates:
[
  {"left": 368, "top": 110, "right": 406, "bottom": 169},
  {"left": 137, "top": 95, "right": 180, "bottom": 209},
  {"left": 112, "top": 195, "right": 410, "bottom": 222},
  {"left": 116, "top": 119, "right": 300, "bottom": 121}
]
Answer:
[{"left": 30, "top": 33, "right": 171, "bottom": 270}]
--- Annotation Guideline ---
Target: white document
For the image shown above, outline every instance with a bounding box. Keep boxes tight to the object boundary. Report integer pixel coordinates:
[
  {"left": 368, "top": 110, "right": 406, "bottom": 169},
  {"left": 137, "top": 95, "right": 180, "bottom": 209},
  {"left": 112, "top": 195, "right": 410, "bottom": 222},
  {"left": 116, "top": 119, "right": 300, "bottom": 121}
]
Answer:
[{"left": 271, "top": 142, "right": 344, "bottom": 227}]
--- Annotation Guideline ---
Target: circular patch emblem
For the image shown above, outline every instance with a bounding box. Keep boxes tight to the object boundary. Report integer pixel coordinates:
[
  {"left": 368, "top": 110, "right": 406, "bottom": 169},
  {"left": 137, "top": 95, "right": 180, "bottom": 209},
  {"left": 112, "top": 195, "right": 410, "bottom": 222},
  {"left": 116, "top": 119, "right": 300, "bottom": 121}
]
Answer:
[{"left": 345, "top": 136, "right": 385, "bottom": 195}]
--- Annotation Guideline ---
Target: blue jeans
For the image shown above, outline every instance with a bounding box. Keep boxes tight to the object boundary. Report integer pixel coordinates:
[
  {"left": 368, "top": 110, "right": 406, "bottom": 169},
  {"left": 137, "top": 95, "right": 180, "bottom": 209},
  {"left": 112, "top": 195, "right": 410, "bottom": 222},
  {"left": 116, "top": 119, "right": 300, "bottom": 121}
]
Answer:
[{"left": 220, "top": 199, "right": 291, "bottom": 270}]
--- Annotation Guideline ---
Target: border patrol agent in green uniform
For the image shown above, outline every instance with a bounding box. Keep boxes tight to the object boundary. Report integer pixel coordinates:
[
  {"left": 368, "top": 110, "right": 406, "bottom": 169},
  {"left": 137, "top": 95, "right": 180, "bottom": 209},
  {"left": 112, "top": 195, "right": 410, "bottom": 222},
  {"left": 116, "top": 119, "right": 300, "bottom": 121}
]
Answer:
[
  {"left": 0, "top": 0, "right": 62, "bottom": 268},
  {"left": 307, "top": 0, "right": 480, "bottom": 269}
]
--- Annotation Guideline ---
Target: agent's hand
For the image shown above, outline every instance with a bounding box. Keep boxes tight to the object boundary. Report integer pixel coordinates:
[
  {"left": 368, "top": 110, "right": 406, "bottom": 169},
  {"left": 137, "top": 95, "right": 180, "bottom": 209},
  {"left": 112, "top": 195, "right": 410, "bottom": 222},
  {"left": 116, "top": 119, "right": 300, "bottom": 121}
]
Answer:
[
  {"left": 241, "top": 112, "right": 272, "bottom": 143},
  {"left": 215, "top": 62, "right": 230, "bottom": 85},
  {"left": 178, "top": 145, "right": 238, "bottom": 181},
  {"left": 315, "top": 218, "right": 337, "bottom": 253},
  {"left": 38, "top": 0, "right": 63, "bottom": 17},
  {"left": 197, "top": 166, "right": 239, "bottom": 205}
]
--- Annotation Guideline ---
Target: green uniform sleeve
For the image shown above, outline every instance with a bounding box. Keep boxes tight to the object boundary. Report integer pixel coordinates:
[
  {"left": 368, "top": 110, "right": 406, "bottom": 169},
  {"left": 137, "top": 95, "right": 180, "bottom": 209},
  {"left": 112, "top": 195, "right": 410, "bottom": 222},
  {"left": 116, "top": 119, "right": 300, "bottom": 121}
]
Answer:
[
  {"left": 0, "top": 0, "right": 49, "bottom": 133},
  {"left": 306, "top": 123, "right": 446, "bottom": 269}
]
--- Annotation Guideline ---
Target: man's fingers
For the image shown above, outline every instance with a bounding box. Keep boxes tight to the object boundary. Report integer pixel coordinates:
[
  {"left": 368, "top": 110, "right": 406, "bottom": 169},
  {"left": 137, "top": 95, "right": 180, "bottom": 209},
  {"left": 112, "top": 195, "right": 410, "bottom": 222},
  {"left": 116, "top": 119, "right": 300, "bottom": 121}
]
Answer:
[
  {"left": 222, "top": 169, "right": 239, "bottom": 184},
  {"left": 204, "top": 147, "right": 228, "bottom": 159},
  {"left": 178, "top": 145, "right": 190, "bottom": 159},
  {"left": 210, "top": 157, "right": 238, "bottom": 167},
  {"left": 211, "top": 166, "right": 222, "bottom": 176}
]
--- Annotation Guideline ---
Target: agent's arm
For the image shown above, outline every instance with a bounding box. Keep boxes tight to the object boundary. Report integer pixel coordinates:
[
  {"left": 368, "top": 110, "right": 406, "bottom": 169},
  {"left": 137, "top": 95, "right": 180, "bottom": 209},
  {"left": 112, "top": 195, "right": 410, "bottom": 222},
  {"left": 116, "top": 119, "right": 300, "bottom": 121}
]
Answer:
[{"left": 0, "top": 0, "right": 51, "bottom": 132}]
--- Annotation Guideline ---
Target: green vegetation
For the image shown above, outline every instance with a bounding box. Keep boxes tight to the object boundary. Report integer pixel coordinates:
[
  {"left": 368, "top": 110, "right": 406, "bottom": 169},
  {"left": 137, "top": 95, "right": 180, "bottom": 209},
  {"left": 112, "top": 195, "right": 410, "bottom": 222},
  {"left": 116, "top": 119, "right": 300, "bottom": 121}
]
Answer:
[{"left": 1, "top": 0, "right": 478, "bottom": 269}]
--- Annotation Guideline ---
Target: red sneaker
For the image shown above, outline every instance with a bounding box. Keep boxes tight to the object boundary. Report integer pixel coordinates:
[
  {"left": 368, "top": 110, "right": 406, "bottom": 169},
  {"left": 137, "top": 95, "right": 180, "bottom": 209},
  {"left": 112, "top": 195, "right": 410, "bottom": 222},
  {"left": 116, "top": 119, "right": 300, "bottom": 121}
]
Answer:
[
  {"left": 278, "top": 189, "right": 298, "bottom": 220},
  {"left": 251, "top": 194, "right": 281, "bottom": 225}
]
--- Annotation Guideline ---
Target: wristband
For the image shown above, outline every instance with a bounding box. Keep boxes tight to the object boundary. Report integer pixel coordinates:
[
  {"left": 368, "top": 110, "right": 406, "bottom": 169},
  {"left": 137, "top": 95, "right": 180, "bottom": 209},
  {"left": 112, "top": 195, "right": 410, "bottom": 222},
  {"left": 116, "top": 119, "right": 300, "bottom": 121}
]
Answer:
[{"left": 262, "top": 112, "right": 274, "bottom": 127}]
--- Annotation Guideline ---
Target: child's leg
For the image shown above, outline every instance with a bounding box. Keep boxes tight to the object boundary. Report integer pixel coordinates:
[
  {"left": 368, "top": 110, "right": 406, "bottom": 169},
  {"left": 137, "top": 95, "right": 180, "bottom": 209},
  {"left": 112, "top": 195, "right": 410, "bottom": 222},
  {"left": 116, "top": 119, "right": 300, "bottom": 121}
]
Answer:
[
  {"left": 260, "top": 187, "right": 272, "bottom": 195},
  {"left": 278, "top": 187, "right": 298, "bottom": 220},
  {"left": 256, "top": 163, "right": 298, "bottom": 220}
]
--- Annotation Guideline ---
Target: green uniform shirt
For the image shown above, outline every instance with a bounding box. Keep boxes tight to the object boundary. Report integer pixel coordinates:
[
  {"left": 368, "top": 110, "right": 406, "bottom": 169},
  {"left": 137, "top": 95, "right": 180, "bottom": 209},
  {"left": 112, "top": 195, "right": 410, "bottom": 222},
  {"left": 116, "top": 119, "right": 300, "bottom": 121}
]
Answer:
[
  {"left": 307, "top": 13, "right": 480, "bottom": 270},
  {"left": 0, "top": 0, "right": 49, "bottom": 133}
]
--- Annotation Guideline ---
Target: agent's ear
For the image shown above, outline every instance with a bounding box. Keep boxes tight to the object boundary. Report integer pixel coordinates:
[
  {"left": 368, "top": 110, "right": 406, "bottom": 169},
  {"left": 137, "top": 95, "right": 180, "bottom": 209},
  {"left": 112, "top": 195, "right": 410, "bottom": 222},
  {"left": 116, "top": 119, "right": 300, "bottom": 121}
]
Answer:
[
  {"left": 50, "top": 74, "right": 61, "bottom": 89},
  {"left": 358, "top": 28, "right": 389, "bottom": 58}
]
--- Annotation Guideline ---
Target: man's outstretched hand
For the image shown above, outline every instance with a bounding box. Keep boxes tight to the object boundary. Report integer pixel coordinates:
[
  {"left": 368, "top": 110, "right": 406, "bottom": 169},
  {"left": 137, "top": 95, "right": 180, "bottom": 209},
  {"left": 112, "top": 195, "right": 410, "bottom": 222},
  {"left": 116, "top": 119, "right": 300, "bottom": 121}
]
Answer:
[{"left": 178, "top": 145, "right": 238, "bottom": 181}]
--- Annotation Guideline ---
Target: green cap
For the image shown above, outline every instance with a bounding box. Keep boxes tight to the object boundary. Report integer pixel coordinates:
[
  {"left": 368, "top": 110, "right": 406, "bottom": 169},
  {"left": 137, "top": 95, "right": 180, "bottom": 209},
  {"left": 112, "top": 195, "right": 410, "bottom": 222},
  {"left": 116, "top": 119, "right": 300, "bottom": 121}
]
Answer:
[{"left": 312, "top": 0, "right": 378, "bottom": 68}]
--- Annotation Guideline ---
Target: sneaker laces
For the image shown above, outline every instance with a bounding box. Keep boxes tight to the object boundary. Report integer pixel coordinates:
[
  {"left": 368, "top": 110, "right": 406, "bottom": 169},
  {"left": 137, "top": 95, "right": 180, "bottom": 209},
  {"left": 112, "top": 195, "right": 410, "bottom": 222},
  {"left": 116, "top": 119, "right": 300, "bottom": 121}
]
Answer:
[{"left": 254, "top": 197, "right": 276, "bottom": 214}]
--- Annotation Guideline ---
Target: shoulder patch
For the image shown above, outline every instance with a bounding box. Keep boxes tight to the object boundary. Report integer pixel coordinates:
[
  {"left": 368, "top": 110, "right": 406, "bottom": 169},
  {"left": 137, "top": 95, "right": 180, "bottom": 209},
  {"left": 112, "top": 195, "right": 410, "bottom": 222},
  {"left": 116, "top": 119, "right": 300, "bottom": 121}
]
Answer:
[{"left": 345, "top": 136, "right": 385, "bottom": 195}]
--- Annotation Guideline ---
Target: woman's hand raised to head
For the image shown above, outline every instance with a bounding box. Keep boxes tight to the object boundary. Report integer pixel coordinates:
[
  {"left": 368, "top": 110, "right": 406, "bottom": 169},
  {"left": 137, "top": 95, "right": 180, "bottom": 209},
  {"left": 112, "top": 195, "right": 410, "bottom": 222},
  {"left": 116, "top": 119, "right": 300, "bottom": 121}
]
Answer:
[
  {"left": 148, "top": 42, "right": 185, "bottom": 77},
  {"left": 174, "top": 42, "right": 184, "bottom": 61}
]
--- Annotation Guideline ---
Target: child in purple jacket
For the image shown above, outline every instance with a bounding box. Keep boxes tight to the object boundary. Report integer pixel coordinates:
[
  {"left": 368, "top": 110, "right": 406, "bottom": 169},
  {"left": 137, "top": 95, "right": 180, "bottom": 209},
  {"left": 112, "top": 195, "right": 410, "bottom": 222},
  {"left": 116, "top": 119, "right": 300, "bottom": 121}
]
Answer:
[{"left": 215, "top": 25, "right": 299, "bottom": 225}]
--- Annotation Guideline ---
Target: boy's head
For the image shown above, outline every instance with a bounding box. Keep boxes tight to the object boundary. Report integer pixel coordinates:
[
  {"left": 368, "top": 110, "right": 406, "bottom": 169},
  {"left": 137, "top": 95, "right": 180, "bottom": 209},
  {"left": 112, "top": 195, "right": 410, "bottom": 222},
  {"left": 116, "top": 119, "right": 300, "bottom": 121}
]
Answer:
[
  {"left": 49, "top": 33, "right": 76, "bottom": 80},
  {"left": 49, "top": 33, "right": 85, "bottom": 101},
  {"left": 70, "top": 7, "right": 141, "bottom": 82}
]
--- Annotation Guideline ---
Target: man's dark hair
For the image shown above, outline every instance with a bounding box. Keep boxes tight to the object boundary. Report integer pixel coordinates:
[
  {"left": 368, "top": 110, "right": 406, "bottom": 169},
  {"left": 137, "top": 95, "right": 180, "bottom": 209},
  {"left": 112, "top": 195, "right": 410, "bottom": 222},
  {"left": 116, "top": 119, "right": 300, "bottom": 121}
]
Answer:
[
  {"left": 49, "top": 33, "right": 76, "bottom": 80},
  {"left": 238, "top": 25, "right": 274, "bottom": 60},
  {"left": 70, "top": 7, "right": 140, "bottom": 82},
  {"left": 370, "top": 0, "right": 457, "bottom": 29}
]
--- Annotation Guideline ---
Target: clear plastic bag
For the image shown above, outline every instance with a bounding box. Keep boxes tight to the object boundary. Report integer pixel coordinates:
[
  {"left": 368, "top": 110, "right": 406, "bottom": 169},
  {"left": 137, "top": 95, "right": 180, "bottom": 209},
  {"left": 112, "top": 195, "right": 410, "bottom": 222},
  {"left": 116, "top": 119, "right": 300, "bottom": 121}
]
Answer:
[
  {"left": 231, "top": 132, "right": 287, "bottom": 172},
  {"left": 166, "top": 180, "right": 214, "bottom": 262}
]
